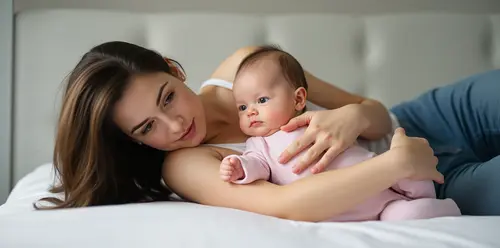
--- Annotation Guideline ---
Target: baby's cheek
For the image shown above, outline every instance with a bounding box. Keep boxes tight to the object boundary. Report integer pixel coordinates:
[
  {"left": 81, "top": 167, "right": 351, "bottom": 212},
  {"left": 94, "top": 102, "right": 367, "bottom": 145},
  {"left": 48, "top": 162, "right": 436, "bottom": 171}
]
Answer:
[
  {"left": 239, "top": 117, "right": 247, "bottom": 130},
  {"left": 267, "top": 109, "right": 294, "bottom": 127},
  {"left": 239, "top": 117, "right": 255, "bottom": 135}
]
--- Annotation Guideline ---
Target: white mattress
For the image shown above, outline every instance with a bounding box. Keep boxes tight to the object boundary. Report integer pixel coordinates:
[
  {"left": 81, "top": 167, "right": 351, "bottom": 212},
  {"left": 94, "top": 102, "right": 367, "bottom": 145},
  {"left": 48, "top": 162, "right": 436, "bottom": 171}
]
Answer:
[{"left": 1, "top": 164, "right": 499, "bottom": 248}]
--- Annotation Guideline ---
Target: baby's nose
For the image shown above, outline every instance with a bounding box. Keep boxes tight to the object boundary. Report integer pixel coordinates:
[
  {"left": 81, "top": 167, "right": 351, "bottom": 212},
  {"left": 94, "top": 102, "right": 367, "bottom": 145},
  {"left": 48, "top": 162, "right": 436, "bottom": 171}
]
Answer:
[{"left": 246, "top": 107, "right": 258, "bottom": 116}]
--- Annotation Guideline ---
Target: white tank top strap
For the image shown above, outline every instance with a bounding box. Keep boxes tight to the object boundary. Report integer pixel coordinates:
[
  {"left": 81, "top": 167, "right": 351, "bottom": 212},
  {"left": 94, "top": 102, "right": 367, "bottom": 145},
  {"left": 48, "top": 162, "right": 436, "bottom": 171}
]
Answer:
[{"left": 200, "top": 78, "right": 233, "bottom": 91}]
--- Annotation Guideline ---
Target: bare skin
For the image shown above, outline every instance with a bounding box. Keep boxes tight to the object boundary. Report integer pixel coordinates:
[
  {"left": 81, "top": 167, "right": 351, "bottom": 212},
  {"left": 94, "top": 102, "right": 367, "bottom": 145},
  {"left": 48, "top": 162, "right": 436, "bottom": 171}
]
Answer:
[
  {"left": 113, "top": 46, "right": 442, "bottom": 222},
  {"left": 160, "top": 47, "right": 442, "bottom": 222}
]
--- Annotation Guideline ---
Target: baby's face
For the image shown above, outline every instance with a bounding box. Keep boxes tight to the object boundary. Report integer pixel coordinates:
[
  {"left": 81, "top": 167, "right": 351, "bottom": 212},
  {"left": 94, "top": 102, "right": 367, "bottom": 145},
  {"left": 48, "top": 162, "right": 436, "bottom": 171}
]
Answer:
[{"left": 233, "top": 60, "right": 303, "bottom": 137}]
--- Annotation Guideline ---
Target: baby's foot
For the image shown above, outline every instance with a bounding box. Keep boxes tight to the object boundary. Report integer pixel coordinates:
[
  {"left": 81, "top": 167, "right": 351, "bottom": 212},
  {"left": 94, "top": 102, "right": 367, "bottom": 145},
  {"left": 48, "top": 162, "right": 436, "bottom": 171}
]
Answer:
[
  {"left": 380, "top": 198, "right": 461, "bottom": 221},
  {"left": 219, "top": 156, "right": 244, "bottom": 182}
]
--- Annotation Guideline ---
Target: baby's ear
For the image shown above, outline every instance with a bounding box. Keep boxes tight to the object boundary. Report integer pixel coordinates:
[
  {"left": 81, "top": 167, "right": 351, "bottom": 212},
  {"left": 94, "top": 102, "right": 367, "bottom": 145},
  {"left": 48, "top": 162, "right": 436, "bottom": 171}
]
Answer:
[{"left": 294, "top": 87, "right": 307, "bottom": 111}]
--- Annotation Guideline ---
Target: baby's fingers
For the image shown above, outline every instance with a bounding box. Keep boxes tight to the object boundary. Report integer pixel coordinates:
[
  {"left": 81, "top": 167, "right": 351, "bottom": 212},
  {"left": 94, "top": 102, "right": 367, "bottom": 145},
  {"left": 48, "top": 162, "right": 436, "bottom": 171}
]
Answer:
[
  {"left": 220, "top": 165, "right": 235, "bottom": 181},
  {"left": 229, "top": 157, "right": 240, "bottom": 167},
  {"left": 220, "top": 168, "right": 231, "bottom": 181}
]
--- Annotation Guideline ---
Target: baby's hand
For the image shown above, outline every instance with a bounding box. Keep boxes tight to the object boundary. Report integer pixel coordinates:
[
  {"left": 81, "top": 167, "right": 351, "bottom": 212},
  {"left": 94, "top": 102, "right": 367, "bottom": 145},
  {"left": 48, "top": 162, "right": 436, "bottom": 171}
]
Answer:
[{"left": 219, "top": 157, "right": 244, "bottom": 182}]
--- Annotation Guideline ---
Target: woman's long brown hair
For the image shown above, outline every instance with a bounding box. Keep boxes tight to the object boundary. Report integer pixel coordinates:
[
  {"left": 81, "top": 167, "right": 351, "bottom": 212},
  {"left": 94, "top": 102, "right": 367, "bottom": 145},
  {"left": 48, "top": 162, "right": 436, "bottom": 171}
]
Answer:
[{"left": 36, "top": 41, "right": 184, "bottom": 209}]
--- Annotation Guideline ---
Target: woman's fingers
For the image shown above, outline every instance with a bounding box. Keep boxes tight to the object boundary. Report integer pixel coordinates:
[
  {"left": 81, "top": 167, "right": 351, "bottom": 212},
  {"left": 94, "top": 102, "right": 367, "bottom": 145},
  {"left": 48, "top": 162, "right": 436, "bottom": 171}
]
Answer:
[
  {"left": 279, "top": 132, "right": 315, "bottom": 164},
  {"left": 394, "top": 127, "right": 406, "bottom": 136},
  {"left": 433, "top": 171, "right": 445, "bottom": 184},
  {"left": 280, "top": 111, "right": 314, "bottom": 132},
  {"left": 390, "top": 127, "right": 407, "bottom": 148},
  {"left": 291, "top": 141, "right": 332, "bottom": 174},
  {"left": 428, "top": 155, "right": 442, "bottom": 183},
  {"left": 310, "top": 147, "right": 341, "bottom": 174},
  {"left": 415, "top": 137, "right": 430, "bottom": 145}
]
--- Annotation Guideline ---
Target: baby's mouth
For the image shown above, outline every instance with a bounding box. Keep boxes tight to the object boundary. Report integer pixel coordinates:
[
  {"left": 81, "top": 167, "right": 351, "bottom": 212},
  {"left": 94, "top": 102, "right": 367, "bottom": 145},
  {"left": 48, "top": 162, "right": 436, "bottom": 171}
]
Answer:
[{"left": 249, "top": 121, "right": 263, "bottom": 127}]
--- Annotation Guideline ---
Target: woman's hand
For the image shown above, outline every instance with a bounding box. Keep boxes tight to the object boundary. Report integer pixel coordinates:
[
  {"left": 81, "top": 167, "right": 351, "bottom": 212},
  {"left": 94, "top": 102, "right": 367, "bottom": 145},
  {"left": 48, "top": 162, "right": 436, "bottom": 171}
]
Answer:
[
  {"left": 278, "top": 105, "right": 369, "bottom": 174},
  {"left": 388, "top": 128, "right": 444, "bottom": 183}
]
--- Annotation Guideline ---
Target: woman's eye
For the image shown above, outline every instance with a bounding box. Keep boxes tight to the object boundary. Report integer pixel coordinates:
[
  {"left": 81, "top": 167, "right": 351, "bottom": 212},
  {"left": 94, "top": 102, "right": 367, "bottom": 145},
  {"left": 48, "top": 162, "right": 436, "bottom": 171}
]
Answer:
[
  {"left": 164, "top": 92, "right": 175, "bottom": 106},
  {"left": 258, "top": 97, "right": 269, "bottom": 104},
  {"left": 238, "top": 105, "right": 247, "bottom": 111},
  {"left": 141, "top": 121, "right": 153, "bottom": 135}
]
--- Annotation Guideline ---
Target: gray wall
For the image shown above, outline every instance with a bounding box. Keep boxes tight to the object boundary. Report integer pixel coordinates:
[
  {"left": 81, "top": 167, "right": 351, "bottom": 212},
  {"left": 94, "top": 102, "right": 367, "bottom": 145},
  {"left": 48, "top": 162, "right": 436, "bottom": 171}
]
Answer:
[
  {"left": 0, "top": 0, "right": 13, "bottom": 204},
  {"left": 14, "top": 0, "right": 500, "bottom": 14}
]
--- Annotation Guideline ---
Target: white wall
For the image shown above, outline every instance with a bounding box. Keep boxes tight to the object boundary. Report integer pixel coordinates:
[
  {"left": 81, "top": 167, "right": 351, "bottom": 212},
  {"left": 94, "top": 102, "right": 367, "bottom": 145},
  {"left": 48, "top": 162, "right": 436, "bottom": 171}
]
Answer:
[
  {"left": 14, "top": 0, "right": 500, "bottom": 14},
  {"left": 0, "top": 0, "right": 13, "bottom": 204}
]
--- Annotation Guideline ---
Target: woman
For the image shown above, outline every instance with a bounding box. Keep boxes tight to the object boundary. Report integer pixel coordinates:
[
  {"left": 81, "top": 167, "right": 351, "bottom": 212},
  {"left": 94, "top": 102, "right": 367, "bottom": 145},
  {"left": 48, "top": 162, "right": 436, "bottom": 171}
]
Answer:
[{"left": 36, "top": 41, "right": 488, "bottom": 220}]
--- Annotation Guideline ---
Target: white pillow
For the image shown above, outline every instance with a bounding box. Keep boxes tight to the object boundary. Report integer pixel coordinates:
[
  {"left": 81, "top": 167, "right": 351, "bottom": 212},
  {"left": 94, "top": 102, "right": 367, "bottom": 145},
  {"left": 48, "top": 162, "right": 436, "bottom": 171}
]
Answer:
[{"left": 0, "top": 163, "right": 62, "bottom": 214}]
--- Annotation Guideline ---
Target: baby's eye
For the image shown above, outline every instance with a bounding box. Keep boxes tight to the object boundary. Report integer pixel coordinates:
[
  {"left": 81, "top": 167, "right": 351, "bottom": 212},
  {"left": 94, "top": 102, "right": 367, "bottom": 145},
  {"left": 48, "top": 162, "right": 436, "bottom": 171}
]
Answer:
[
  {"left": 238, "top": 105, "right": 247, "bottom": 111},
  {"left": 258, "top": 97, "right": 269, "bottom": 104}
]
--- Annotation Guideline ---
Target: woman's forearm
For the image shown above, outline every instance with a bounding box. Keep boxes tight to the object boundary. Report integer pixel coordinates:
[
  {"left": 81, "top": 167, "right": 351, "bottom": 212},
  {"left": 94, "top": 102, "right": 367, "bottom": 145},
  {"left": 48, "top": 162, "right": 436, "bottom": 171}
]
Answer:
[
  {"left": 303, "top": 71, "right": 392, "bottom": 140},
  {"left": 275, "top": 150, "right": 404, "bottom": 222},
  {"left": 355, "top": 99, "right": 393, "bottom": 140}
]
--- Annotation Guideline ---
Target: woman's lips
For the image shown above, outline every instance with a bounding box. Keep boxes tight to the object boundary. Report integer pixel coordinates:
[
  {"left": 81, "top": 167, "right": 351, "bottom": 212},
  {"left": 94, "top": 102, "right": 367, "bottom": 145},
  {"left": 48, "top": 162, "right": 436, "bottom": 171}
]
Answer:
[{"left": 180, "top": 119, "right": 196, "bottom": 141}]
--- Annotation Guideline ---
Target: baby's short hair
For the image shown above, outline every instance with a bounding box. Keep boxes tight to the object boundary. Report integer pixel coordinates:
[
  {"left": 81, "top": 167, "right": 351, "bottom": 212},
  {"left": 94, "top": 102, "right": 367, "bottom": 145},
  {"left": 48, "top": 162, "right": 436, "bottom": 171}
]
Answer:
[{"left": 235, "top": 45, "right": 308, "bottom": 91}]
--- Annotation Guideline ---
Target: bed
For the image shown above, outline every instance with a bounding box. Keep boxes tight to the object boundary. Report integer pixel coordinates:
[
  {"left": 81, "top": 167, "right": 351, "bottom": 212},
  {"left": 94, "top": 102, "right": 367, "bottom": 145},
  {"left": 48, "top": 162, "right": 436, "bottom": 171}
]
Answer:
[{"left": 2, "top": 1, "right": 500, "bottom": 247}]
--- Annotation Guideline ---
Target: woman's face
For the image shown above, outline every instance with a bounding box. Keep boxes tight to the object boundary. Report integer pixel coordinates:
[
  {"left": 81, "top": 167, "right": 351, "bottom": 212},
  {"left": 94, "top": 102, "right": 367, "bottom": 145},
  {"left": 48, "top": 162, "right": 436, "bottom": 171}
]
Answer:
[{"left": 113, "top": 72, "right": 206, "bottom": 151}]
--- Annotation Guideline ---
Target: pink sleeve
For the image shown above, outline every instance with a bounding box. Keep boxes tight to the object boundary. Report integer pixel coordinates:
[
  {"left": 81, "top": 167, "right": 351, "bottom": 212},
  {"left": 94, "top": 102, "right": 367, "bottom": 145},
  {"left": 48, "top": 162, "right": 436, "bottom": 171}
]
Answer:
[{"left": 230, "top": 137, "right": 271, "bottom": 184}]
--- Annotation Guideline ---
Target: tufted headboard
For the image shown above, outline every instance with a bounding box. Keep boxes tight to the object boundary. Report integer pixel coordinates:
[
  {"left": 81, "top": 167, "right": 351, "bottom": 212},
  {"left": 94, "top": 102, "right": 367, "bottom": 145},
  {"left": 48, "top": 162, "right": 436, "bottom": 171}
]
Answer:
[{"left": 9, "top": 3, "right": 500, "bottom": 189}]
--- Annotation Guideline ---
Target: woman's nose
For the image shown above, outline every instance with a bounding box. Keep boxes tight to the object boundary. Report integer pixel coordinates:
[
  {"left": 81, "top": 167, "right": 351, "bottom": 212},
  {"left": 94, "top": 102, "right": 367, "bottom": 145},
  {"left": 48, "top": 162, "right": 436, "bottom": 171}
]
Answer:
[
  {"left": 168, "top": 120, "right": 184, "bottom": 133},
  {"left": 160, "top": 114, "right": 184, "bottom": 134}
]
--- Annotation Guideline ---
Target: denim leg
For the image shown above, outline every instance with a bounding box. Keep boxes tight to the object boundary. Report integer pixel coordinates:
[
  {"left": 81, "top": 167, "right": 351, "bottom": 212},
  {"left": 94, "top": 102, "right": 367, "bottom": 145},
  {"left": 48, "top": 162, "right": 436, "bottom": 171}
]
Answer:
[
  {"left": 443, "top": 156, "right": 500, "bottom": 215},
  {"left": 391, "top": 69, "right": 500, "bottom": 215},
  {"left": 436, "top": 70, "right": 500, "bottom": 161}
]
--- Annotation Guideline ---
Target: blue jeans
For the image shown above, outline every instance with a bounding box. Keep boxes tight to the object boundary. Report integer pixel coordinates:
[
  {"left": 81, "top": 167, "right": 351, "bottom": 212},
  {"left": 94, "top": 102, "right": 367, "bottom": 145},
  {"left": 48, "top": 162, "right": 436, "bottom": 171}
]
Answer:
[{"left": 390, "top": 69, "right": 500, "bottom": 215}]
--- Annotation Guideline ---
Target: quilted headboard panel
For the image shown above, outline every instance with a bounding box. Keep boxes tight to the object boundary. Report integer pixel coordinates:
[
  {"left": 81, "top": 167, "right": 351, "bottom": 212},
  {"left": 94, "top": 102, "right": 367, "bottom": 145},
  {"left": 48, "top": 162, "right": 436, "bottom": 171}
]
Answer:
[{"left": 12, "top": 9, "right": 500, "bottom": 183}]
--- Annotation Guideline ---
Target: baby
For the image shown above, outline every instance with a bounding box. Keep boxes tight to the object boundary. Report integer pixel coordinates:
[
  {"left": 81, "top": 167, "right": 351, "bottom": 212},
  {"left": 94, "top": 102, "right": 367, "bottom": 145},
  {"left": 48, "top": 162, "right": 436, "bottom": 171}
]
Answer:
[{"left": 219, "top": 45, "right": 461, "bottom": 222}]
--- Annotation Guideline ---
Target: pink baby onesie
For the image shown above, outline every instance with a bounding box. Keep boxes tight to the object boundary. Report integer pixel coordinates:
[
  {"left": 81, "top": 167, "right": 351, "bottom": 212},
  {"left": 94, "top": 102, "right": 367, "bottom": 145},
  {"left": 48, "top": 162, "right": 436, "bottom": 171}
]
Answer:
[{"left": 225, "top": 127, "right": 461, "bottom": 221}]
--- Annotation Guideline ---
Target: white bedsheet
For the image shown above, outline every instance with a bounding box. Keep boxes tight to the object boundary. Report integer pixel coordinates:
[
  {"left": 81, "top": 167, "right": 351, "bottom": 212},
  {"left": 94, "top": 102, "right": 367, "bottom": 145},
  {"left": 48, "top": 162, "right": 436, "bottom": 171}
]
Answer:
[{"left": 1, "top": 163, "right": 499, "bottom": 248}]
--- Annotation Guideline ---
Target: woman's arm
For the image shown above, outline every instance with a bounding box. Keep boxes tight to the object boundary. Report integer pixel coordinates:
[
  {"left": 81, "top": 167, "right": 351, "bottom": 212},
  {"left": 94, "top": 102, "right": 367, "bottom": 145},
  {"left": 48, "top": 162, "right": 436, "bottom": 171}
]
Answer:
[
  {"left": 305, "top": 71, "right": 392, "bottom": 140},
  {"left": 164, "top": 146, "right": 406, "bottom": 222}
]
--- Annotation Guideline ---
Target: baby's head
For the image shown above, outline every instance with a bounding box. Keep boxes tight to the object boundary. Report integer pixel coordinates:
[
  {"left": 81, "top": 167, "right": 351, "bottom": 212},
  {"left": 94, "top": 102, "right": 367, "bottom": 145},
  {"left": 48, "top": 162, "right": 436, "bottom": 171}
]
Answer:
[{"left": 233, "top": 45, "right": 308, "bottom": 137}]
